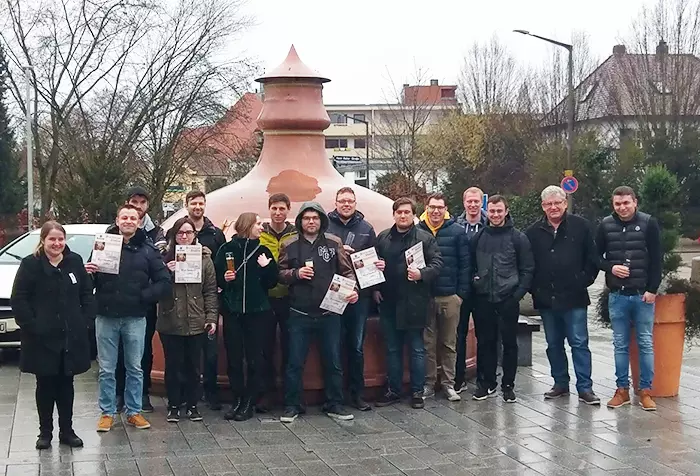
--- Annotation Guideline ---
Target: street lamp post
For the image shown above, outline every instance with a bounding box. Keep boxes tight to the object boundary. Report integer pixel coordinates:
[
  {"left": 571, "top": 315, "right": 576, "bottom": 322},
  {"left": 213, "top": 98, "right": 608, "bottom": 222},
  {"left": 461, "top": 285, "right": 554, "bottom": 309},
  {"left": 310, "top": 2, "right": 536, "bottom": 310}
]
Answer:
[
  {"left": 514, "top": 29, "right": 575, "bottom": 209},
  {"left": 24, "top": 66, "right": 34, "bottom": 230},
  {"left": 342, "top": 114, "right": 370, "bottom": 188}
]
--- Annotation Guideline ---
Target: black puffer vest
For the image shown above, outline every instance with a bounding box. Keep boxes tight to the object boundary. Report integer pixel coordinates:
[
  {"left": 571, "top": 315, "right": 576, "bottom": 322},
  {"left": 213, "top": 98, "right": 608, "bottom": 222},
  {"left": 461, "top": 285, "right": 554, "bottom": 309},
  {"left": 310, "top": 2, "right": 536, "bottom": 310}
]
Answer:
[{"left": 600, "top": 212, "right": 651, "bottom": 292}]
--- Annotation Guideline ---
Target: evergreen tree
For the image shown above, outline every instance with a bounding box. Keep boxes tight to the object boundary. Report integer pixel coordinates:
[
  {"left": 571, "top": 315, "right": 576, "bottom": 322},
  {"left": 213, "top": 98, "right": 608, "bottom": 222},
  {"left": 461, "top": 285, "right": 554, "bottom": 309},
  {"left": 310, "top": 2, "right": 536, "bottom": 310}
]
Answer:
[{"left": 0, "top": 45, "right": 24, "bottom": 214}]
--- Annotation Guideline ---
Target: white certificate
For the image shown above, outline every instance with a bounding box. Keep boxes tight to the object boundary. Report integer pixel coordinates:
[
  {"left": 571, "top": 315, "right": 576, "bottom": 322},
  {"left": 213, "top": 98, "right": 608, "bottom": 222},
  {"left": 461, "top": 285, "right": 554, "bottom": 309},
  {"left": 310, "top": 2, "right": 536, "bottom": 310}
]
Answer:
[
  {"left": 320, "top": 274, "right": 357, "bottom": 315},
  {"left": 405, "top": 242, "right": 426, "bottom": 270},
  {"left": 91, "top": 233, "right": 123, "bottom": 275},
  {"left": 350, "top": 247, "right": 385, "bottom": 289},
  {"left": 175, "top": 245, "right": 202, "bottom": 283}
]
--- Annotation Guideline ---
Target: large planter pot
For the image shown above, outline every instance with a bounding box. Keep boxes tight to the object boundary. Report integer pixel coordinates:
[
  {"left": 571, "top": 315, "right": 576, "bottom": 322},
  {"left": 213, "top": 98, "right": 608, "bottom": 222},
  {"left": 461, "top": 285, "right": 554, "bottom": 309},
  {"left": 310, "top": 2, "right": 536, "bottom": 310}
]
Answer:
[{"left": 629, "top": 293, "right": 686, "bottom": 397}]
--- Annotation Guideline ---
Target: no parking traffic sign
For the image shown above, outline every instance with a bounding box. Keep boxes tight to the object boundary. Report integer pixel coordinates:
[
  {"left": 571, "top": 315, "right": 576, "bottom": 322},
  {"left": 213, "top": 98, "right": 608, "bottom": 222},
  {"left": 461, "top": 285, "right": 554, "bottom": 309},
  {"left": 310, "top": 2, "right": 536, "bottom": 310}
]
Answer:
[{"left": 561, "top": 176, "right": 579, "bottom": 194}]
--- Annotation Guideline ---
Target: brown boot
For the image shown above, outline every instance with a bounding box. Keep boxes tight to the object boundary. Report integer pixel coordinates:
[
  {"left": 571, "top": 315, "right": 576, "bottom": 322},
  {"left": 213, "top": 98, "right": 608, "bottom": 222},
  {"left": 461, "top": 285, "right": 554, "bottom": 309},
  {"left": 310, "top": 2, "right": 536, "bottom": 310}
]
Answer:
[
  {"left": 638, "top": 389, "right": 657, "bottom": 411},
  {"left": 606, "top": 388, "right": 631, "bottom": 408}
]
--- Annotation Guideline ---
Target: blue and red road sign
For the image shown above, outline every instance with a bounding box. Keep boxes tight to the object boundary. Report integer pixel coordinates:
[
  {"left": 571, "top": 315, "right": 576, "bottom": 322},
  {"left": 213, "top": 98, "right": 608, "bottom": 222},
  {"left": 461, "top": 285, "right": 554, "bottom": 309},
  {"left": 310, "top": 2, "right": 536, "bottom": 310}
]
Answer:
[{"left": 561, "top": 176, "right": 579, "bottom": 194}]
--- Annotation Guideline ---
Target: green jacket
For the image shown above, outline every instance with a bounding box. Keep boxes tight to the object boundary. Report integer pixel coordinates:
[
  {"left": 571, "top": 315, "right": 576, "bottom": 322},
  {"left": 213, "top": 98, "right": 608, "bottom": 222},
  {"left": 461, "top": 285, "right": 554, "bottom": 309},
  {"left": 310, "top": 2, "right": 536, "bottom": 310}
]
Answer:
[
  {"left": 259, "top": 222, "right": 296, "bottom": 298},
  {"left": 215, "top": 237, "right": 278, "bottom": 315},
  {"left": 157, "top": 248, "right": 218, "bottom": 336}
]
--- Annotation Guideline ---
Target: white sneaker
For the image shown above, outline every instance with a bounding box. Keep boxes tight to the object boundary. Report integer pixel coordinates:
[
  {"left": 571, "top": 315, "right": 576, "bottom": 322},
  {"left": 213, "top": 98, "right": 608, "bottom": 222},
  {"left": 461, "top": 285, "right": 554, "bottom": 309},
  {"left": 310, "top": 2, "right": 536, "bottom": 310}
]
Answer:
[
  {"left": 444, "top": 387, "right": 461, "bottom": 402},
  {"left": 423, "top": 385, "right": 436, "bottom": 399}
]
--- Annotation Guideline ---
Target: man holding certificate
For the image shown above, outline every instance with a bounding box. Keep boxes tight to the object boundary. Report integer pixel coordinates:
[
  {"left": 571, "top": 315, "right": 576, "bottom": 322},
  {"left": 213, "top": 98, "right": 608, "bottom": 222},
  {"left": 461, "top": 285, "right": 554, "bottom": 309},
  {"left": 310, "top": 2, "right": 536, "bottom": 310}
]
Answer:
[
  {"left": 327, "top": 187, "right": 379, "bottom": 412},
  {"left": 374, "top": 197, "right": 443, "bottom": 410},
  {"left": 277, "top": 202, "right": 358, "bottom": 424}
]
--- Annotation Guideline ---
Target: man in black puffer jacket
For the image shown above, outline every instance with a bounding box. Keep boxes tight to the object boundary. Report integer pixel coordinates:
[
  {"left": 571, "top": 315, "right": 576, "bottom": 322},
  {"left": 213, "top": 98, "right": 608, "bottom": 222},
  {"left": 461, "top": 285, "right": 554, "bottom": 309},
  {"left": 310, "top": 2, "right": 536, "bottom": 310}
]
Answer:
[
  {"left": 418, "top": 193, "right": 470, "bottom": 403},
  {"left": 86, "top": 204, "right": 171, "bottom": 432},
  {"left": 471, "top": 195, "right": 534, "bottom": 404}
]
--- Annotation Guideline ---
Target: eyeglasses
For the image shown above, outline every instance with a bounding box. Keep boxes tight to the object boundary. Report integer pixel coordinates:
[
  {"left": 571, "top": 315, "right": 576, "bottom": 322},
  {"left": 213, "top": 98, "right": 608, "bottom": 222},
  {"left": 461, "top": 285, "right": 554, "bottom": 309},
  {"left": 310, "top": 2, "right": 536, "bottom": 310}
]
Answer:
[
  {"left": 427, "top": 205, "right": 446, "bottom": 212},
  {"left": 542, "top": 200, "right": 566, "bottom": 208},
  {"left": 336, "top": 199, "right": 356, "bottom": 205},
  {"left": 176, "top": 230, "right": 195, "bottom": 237}
]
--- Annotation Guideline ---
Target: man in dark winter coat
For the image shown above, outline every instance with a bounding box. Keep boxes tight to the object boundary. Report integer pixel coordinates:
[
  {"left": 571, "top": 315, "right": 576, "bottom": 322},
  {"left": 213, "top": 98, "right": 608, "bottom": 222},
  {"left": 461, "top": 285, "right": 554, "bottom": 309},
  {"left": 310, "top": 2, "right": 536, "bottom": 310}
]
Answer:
[
  {"left": 454, "top": 186, "right": 487, "bottom": 392},
  {"left": 183, "top": 190, "right": 226, "bottom": 410},
  {"left": 596, "top": 186, "right": 662, "bottom": 412},
  {"left": 327, "top": 186, "right": 377, "bottom": 411},
  {"left": 471, "top": 195, "right": 534, "bottom": 404},
  {"left": 526, "top": 186, "right": 600, "bottom": 406},
  {"left": 418, "top": 192, "right": 470, "bottom": 403},
  {"left": 277, "top": 202, "right": 359, "bottom": 423},
  {"left": 86, "top": 204, "right": 172, "bottom": 432},
  {"left": 374, "top": 197, "right": 443, "bottom": 410}
]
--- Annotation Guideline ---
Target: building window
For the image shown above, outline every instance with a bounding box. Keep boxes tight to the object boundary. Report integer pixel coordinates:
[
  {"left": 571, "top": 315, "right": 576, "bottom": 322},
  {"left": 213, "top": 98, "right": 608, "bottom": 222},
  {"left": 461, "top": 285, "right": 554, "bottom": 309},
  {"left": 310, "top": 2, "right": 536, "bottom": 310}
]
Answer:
[
  {"left": 356, "top": 169, "right": 367, "bottom": 179},
  {"left": 440, "top": 88, "right": 455, "bottom": 98},
  {"left": 329, "top": 113, "right": 347, "bottom": 124},
  {"left": 354, "top": 138, "right": 366, "bottom": 149},
  {"left": 580, "top": 82, "right": 597, "bottom": 102},
  {"left": 325, "top": 138, "right": 348, "bottom": 149},
  {"left": 353, "top": 113, "right": 366, "bottom": 123}
]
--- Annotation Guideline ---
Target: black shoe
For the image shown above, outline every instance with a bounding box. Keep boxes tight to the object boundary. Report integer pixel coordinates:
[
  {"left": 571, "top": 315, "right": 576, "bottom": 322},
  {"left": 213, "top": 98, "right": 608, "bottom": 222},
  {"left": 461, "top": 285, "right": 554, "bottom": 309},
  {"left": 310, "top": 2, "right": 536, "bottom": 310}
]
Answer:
[
  {"left": 351, "top": 396, "right": 371, "bottom": 411},
  {"left": 503, "top": 388, "right": 517, "bottom": 403},
  {"left": 166, "top": 407, "right": 180, "bottom": 423},
  {"left": 410, "top": 392, "right": 425, "bottom": 409},
  {"left": 280, "top": 407, "right": 300, "bottom": 424},
  {"left": 142, "top": 395, "right": 154, "bottom": 413},
  {"left": 375, "top": 391, "right": 401, "bottom": 407},
  {"left": 116, "top": 395, "right": 125, "bottom": 413},
  {"left": 187, "top": 406, "right": 203, "bottom": 422},
  {"left": 544, "top": 386, "right": 570, "bottom": 399},
  {"left": 472, "top": 385, "right": 497, "bottom": 401},
  {"left": 324, "top": 404, "right": 354, "bottom": 421},
  {"left": 224, "top": 397, "right": 242, "bottom": 420},
  {"left": 234, "top": 398, "right": 255, "bottom": 422},
  {"left": 578, "top": 391, "right": 601, "bottom": 405},
  {"left": 58, "top": 431, "right": 83, "bottom": 448},
  {"left": 454, "top": 381, "right": 468, "bottom": 394},
  {"left": 35, "top": 433, "right": 52, "bottom": 450}
]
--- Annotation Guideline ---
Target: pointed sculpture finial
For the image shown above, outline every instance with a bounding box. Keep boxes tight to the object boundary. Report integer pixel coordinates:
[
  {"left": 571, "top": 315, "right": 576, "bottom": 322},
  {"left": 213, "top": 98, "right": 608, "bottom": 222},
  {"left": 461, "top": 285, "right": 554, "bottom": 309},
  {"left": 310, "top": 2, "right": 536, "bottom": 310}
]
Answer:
[{"left": 256, "top": 45, "right": 329, "bottom": 83}]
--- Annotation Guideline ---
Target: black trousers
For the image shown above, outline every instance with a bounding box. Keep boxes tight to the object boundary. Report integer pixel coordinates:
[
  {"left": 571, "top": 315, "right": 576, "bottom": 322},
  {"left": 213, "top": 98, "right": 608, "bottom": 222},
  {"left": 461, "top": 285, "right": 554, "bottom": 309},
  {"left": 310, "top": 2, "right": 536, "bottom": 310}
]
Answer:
[
  {"left": 472, "top": 296, "right": 519, "bottom": 390},
  {"left": 262, "top": 297, "right": 290, "bottom": 393},
  {"left": 117, "top": 309, "right": 156, "bottom": 398},
  {"left": 36, "top": 355, "right": 74, "bottom": 435},
  {"left": 223, "top": 311, "right": 268, "bottom": 401},
  {"left": 160, "top": 333, "right": 203, "bottom": 408}
]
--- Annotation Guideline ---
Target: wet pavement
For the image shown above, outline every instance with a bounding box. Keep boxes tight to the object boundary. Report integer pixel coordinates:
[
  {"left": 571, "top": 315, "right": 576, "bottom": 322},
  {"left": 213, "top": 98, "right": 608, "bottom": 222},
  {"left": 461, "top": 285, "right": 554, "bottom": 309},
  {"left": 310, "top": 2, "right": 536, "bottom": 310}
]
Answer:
[{"left": 2, "top": 258, "right": 700, "bottom": 475}]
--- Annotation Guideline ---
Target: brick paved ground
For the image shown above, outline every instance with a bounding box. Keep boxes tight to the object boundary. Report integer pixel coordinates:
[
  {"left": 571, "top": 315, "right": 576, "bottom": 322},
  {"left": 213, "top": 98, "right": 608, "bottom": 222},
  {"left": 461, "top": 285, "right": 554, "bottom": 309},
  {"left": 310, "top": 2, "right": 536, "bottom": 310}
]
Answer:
[{"left": 2, "top": 260, "right": 700, "bottom": 475}]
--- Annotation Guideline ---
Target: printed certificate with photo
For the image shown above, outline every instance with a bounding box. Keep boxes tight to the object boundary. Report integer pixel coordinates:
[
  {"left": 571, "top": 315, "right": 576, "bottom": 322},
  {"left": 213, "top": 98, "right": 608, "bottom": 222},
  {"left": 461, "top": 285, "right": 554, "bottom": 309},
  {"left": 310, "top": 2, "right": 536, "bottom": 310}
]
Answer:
[
  {"left": 91, "top": 233, "right": 123, "bottom": 275},
  {"left": 175, "top": 244, "right": 202, "bottom": 283},
  {"left": 350, "top": 247, "right": 385, "bottom": 289},
  {"left": 320, "top": 274, "right": 357, "bottom": 314},
  {"left": 404, "top": 242, "right": 426, "bottom": 269}
]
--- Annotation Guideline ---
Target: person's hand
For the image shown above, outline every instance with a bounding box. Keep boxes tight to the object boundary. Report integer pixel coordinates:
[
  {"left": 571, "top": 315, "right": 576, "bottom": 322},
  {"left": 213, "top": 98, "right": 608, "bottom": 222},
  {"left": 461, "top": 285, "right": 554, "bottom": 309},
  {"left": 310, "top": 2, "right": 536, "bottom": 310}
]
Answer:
[
  {"left": 343, "top": 245, "right": 355, "bottom": 253},
  {"left": 642, "top": 292, "right": 657, "bottom": 304},
  {"left": 298, "top": 266, "right": 314, "bottom": 280},
  {"left": 206, "top": 323, "right": 217, "bottom": 335},
  {"left": 257, "top": 254, "right": 272, "bottom": 267},
  {"left": 85, "top": 263, "right": 99, "bottom": 274},
  {"left": 612, "top": 265, "right": 630, "bottom": 279},
  {"left": 224, "top": 270, "right": 236, "bottom": 282},
  {"left": 374, "top": 259, "right": 386, "bottom": 271},
  {"left": 408, "top": 267, "right": 422, "bottom": 281},
  {"left": 374, "top": 291, "right": 383, "bottom": 304},
  {"left": 166, "top": 261, "right": 176, "bottom": 272},
  {"left": 346, "top": 290, "right": 359, "bottom": 304}
]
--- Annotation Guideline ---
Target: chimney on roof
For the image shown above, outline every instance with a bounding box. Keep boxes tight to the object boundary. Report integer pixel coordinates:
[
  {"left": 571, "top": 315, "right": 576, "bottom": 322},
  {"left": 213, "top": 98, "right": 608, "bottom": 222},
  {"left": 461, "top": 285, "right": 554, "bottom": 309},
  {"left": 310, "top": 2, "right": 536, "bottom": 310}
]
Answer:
[
  {"left": 430, "top": 79, "right": 438, "bottom": 86},
  {"left": 402, "top": 83, "right": 409, "bottom": 88},
  {"left": 656, "top": 39, "right": 669, "bottom": 58},
  {"left": 613, "top": 44, "right": 626, "bottom": 56}
]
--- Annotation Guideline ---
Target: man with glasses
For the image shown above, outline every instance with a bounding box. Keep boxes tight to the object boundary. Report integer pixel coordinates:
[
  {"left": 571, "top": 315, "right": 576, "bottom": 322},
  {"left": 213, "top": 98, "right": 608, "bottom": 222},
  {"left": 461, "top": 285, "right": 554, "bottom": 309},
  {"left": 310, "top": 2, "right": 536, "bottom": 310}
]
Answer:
[
  {"left": 418, "top": 193, "right": 470, "bottom": 402},
  {"left": 526, "top": 186, "right": 600, "bottom": 405},
  {"left": 327, "top": 187, "right": 377, "bottom": 411}
]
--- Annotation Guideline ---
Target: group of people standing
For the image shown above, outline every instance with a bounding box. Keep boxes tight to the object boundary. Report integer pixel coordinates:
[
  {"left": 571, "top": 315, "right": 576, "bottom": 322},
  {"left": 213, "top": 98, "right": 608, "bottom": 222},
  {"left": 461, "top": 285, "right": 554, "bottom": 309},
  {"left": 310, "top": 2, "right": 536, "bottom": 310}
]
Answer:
[{"left": 10, "top": 181, "right": 662, "bottom": 450}]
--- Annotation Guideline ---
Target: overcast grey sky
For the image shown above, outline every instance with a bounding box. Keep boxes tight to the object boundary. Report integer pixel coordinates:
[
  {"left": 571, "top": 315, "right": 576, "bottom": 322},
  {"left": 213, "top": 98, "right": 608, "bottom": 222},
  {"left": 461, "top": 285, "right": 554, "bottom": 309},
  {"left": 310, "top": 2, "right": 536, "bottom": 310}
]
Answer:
[{"left": 240, "top": 0, "right": 653, "bottom": 104}]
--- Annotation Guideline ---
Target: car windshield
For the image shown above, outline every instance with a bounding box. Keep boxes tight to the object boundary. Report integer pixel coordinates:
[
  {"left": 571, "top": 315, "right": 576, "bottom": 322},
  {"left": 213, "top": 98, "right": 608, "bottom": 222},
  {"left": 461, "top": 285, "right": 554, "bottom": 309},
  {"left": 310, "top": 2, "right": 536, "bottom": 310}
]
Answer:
[{"left": 0, "top": 233, "right": 97, "bottom": 264}]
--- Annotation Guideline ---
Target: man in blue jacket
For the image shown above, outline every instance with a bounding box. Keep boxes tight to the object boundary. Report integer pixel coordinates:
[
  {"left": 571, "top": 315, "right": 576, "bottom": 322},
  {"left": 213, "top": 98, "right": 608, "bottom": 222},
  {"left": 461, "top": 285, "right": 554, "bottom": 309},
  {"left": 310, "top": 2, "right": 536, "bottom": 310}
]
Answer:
[
  {"left": 327, "top": 187, "right": 377, "bottom": 411},
  {"left": 86, "top": 204, "right": 172, "bottom": 432},
  {"left": 419, "top": 193, "right": 471, "bottom": 402}
]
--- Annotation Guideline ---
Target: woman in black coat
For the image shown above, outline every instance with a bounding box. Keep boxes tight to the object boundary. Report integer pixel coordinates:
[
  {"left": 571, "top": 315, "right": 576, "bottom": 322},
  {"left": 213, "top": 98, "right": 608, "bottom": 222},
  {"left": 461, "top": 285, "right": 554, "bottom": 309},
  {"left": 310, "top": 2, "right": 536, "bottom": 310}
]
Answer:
[{"left": 10, "top": 221, "right": 95, "bottom": 450}]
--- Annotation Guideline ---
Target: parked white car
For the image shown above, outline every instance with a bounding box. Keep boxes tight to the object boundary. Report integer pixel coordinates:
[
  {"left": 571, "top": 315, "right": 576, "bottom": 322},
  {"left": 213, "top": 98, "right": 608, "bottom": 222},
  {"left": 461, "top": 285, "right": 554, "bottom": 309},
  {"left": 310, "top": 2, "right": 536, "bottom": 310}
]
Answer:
[{"left": 0, "top": 223, "right": 109, "bottom": 348}]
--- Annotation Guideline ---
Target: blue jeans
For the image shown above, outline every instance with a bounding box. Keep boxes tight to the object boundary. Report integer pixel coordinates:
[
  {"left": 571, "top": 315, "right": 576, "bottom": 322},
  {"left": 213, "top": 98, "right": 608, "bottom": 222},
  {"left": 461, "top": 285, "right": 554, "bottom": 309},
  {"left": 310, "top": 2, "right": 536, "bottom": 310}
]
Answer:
[
  {"left": 96, "top": 316, "right": 147, "bottom": 416},
  {"left": 608, "top": 293, "right": 655, "bottom": 390},
  {"left": 284, "top": 312, "right": 344, "bottom": 408},
  {"left": 343, "top": 297, "right": 370, "bottom": 397},
  {"left": 379, "top": 305, "right": 425, "bottom": 395},
  {"left": 540, "top": 308, "right": 593, "bottom": 394}
]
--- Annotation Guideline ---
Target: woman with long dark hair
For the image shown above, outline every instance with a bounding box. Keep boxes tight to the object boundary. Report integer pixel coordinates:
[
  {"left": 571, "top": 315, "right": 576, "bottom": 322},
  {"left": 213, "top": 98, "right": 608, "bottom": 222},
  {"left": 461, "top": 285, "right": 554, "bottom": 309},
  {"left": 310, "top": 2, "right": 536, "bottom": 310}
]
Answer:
[
  {"left": 158, "top": 216, "right": 218, "bottom": 423},
  {"left": 11, "top": 221, "right": 95, "bottom": 449},
  {"left": 215, "top": 212, "right": 278, "bottom": 421}
]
